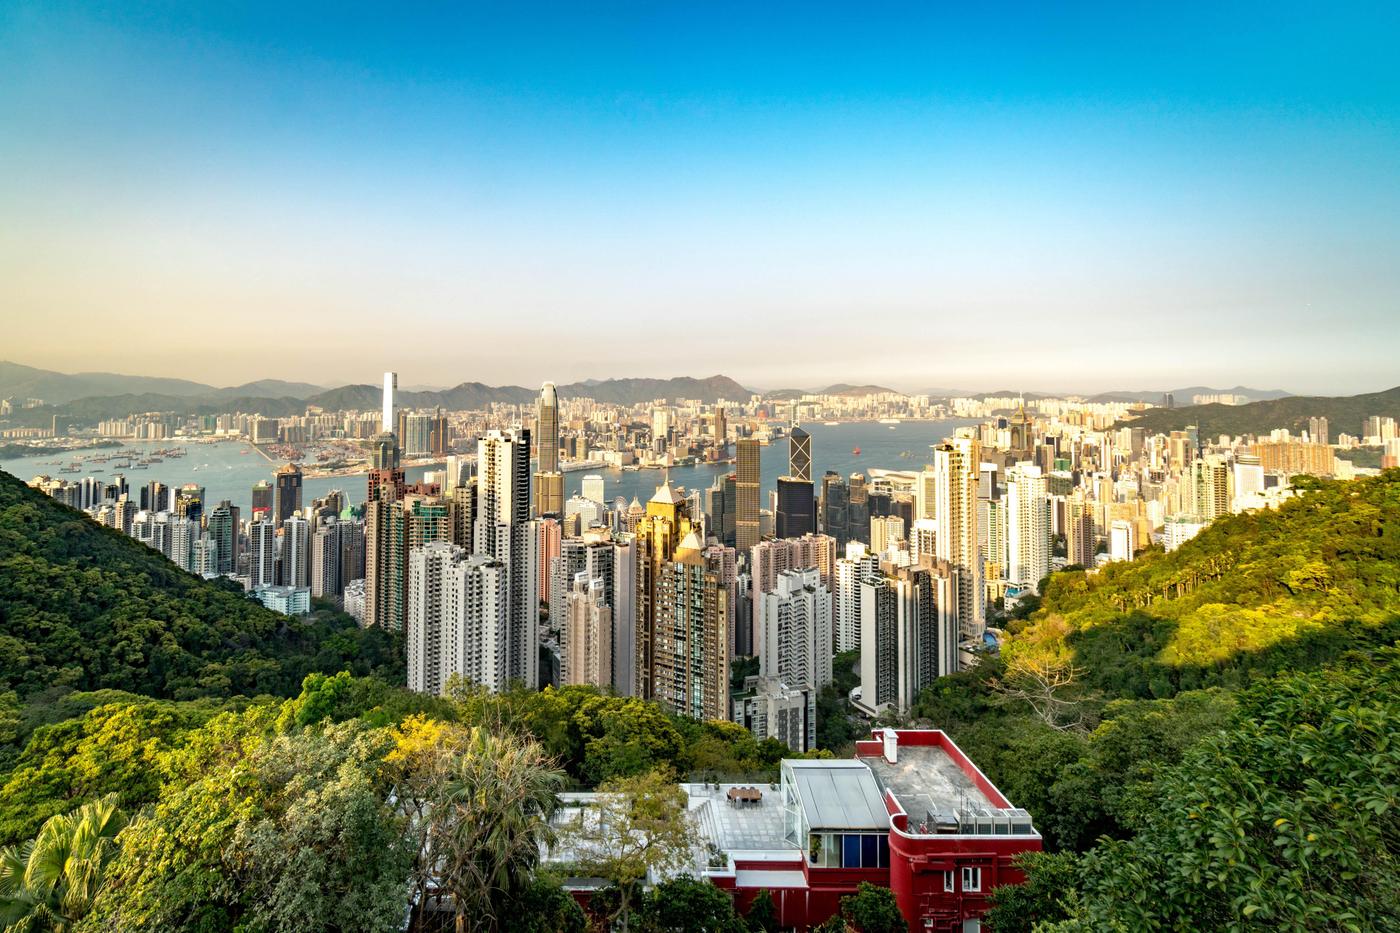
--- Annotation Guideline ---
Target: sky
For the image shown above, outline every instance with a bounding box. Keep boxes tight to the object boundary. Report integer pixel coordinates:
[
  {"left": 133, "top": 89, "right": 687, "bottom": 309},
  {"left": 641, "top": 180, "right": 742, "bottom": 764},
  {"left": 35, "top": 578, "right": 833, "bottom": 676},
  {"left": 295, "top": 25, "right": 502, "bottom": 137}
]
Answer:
[{"left": 2, "top": 2, "right": 1398, "bottom": 395}]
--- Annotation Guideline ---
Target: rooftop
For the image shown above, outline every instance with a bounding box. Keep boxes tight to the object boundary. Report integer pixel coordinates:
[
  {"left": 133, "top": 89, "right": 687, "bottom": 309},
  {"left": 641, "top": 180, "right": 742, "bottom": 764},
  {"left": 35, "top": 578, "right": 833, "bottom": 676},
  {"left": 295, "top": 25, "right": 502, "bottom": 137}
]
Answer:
[
  {"left": 686, "top": 783, "right": 795, "bottom": 855},
  {"left": 786, "top": 759, "right": 889, "bottom": 832},
  {"left": 859, "top": 730, "right": 1038, "bottom": 838}
]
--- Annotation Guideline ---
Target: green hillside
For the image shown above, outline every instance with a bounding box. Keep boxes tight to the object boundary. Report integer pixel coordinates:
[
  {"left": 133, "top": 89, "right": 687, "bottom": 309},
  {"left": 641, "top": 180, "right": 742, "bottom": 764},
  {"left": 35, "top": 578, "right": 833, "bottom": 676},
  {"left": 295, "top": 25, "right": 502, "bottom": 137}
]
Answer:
[
  {"left": 1115, "top": 384, "right": 1400, "bottom": 437},
  {"left": 0, "top": 470, "right": 400, "bottom": 700}
]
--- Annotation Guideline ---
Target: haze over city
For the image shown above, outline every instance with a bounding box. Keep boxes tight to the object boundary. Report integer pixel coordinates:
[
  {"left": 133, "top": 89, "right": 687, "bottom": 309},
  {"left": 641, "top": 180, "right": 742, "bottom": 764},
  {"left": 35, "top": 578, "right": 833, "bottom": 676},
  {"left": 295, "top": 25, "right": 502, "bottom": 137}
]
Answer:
[{"left": 4, "top": 2, "right": 1399, "bottom": 393}]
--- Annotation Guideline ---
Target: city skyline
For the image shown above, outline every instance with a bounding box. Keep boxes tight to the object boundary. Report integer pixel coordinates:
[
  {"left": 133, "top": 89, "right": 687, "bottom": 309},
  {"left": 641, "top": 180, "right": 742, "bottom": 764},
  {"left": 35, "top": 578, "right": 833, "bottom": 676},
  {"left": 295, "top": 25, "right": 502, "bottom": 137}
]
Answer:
[{"left": 4, "top": 3, "right": 1399, "bottom": 393}]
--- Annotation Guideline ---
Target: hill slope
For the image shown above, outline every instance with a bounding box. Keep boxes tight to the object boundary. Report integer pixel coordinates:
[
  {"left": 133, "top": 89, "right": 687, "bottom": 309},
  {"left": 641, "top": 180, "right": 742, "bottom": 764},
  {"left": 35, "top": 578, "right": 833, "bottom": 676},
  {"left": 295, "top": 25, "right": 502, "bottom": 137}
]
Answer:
[
  {"left": 0, "top": 471, "right": 400, "bottom": 700},
  {"left": 1116, "top": 385, "right": 1400, "bottom": 437}
]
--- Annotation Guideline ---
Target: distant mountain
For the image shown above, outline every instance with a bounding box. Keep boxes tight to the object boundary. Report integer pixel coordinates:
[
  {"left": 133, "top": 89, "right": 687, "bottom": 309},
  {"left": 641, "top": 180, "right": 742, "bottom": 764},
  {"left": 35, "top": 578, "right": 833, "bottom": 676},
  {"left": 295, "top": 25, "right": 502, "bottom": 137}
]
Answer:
[
  {"left": 1116, "top": 386, "right": 1400, "bottom": 437},
  {"left": 0, "top": 361, "right": 214, "bottom": 405},
  {"left": 1089, "top": 385, "right": 1293, "bottom": 404},
  {"left": 211, "top": 379, "right": 324, "bottom": 400},
  {"left": 307, "top": 375, "right": 749, "bottom": 411},
  {"left": 558, "top": 375, "right": 750, "bottom": 404},
  {"left": 764, "top": 384, "right": 900, "bottom": 400}
]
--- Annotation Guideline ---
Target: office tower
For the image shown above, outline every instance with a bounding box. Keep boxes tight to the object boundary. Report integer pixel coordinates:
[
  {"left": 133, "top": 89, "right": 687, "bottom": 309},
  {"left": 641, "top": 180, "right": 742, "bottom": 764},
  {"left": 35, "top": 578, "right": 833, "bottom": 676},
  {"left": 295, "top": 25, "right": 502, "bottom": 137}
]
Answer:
[
  {"left": 870, "top": 515, "right": 905, "bottom": 557},
  {"left": 634, "top": 481, "right": 699, "bottom": 701},
  {"left": 652, "top": 530, "right": 730, "bottom": 721},
  {"left": 248, "top": 520, "right": 277, "bottom": 589},
  {"left": 564, "top": 573, "right": 614, "bottom": 688},
  {"left": 382, "top": 371, "right": 396, "bottom": 432},
  {"left": 311, "top": 518, "right": 343, "bottom": 598},
  {"left": 775, "top": 475, "right": 816, "bottom": 540},
  {"left": 819, "top": 471, "right": 850, "bottom": 545},
  {"left": 430, "top": 406, "right": 449, "bottom": 458},
  {"left": 581, "top": 473, "right": 606, "bottom": 504},
  {"left": 532, "top": 383, "right": 564, "bottom": 518},
  {"left": 933, "top": 437, "right": 983, "bottom": 661},
  {"left": 474, "top": 428, "right": 538, "bottom": 688},
  {"left": 141, "top": 480, "right": 169, "bottom": 513},
  {"left": 174, "top": 484, "right": 204, "bottom": 524},
  {"left": 206, "top": 500, "right": 239, "bottom": 574},
  {"left": 1109, "top": 519, "right": 1136, "bottom": 562},
  {"left": 705, "top": 477, "right": 730, "bottom": 546},
  {"left": 1064, "top": 492, "right": 1095, "bottom": 568},
  {"left": 755, "top": 568, "right": 831, "bottom": 750},
  {"left": 273, "top": 463, "right": 303, "bottom": 527},
  {"left": 407, "top": 542, "right": 509, "bottom": 695},
  {"left": 250, "top": 480, "right": 272, "bottom": 520},
  {"left": 735, "top": 438, "right": 762, "bottom": 551},
  {"left": 1006, "top": 463, "right": 1049, "bottom": 591},
  {"left": 857, "top": 565, "right": 943, "bottom": 716},
  {"left": 789, "top": 425, "right": 811, "bottom": 482},
  {"left": 847, "top": 473, "right": 870, "bottom": 546},
  {"left": 834, "top": 544, "right": 880, "bottom": 653},
  {"left": 281, "top": 514, "right": 311, "bottom": 588}
]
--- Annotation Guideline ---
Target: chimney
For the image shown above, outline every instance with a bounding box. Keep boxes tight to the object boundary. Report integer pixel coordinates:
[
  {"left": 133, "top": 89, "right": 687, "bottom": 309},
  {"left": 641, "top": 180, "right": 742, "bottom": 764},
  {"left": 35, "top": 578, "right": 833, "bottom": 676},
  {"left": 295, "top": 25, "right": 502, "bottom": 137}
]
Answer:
[{"left": 882, "top": 728, "right": 898, "bottom": 764}]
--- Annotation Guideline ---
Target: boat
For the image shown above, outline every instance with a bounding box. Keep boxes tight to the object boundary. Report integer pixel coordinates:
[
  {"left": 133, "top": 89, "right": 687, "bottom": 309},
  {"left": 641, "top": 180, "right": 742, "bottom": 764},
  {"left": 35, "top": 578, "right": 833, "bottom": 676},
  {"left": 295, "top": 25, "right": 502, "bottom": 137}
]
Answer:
[
  {"left": 823, "top": 421, "right": 840, "bottom": 426},
  {"left": 878, "top": 418, "right": 900, "bottom": 425},
  {"left": 888, "top": 426, "right": 897, "bottom": 430},
  {"left": 852, "top": 447, "right": 861, "bottom": 456}
]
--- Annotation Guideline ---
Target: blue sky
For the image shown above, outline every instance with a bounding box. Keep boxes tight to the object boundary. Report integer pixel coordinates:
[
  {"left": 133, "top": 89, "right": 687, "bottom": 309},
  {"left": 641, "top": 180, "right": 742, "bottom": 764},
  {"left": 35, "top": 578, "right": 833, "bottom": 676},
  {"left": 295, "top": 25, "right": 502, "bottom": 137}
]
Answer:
[{"left": 2, "top": 2, "right": 1398, "bottom": 393}]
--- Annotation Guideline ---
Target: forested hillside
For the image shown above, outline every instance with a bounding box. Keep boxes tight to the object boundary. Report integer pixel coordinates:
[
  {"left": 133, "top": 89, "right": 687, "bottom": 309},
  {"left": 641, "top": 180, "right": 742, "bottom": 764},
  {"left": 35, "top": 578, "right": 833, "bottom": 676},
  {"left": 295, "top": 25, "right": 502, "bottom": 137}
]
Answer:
[
  {"left": 919, "top": 470, "right": 1400, "bottom": 929},
  {"left": 0, "top": 471, "right": 400, "bottom": 700},
  {"left": 1115, "top": 384, "right": 1400, "bottom": 437}
]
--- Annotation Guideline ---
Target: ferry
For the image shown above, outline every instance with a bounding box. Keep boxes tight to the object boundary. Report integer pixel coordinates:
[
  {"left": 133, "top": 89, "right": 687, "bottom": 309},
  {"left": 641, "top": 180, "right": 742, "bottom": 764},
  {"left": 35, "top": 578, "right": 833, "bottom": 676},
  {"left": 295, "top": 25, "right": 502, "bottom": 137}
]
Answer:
[
  {"left": 879, "top": 418, "right": 900, "bottom": 425},
  {"left": 823, "top": 421, "right": 840, "bottom": 426},
  {"left": 852, "top": 447, "right": 861, "bottom": 456}
]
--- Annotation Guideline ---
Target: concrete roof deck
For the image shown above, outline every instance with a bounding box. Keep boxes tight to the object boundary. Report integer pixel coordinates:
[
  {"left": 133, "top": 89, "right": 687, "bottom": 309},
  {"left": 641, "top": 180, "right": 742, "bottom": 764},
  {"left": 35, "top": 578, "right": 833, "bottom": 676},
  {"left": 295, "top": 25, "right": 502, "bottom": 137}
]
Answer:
[
  {"left": 859, "top": 743, "right": 996, "bottom": 821},
  {"left": 685, "top": 783, "right": 797, "bottom": 854}
]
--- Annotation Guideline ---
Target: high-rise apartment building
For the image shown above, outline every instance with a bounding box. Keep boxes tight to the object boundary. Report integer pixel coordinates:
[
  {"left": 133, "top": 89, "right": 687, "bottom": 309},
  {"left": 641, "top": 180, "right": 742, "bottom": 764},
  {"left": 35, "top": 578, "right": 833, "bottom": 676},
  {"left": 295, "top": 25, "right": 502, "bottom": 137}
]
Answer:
[
  {"left": 857, "top": 565, "right": 947, "bottom": 716},
  {"left": 735, "top": 438, "right": 762, "bottom": 552},
  {"left": 933, "top": 437, "right": 983, "bottom": 664},
  {"left": 407, "top": 542, "right": 509, "bottom": 696},
  {"left": 248, "top": 519, "right": 277, "bottom": 589},
  {"left": 280, "top": 514, "right": 311, "bottom": 588},
  {"left": 635, "top": 481, "right": 699, "bottom": 702},
  {"left": 652, "top": 530, "right": 731, "bottom": 721},
  {"left": 563, "top": 573, "right": 614, "bottom": 689},
  {"left": 206, "top": 500, "right": 239, "bottom": 575},
  {"left": 1006, "top": 463, "right": 1049, "bottom": 590},
  {"left": 834, "top": 543, "right": 880, "bottom": 653},
  {"left": 755, "top": 568, "right": 831, "bottom": 750},
  {"left": 474, "top": 428, "right": 539, "bottom": 688}
]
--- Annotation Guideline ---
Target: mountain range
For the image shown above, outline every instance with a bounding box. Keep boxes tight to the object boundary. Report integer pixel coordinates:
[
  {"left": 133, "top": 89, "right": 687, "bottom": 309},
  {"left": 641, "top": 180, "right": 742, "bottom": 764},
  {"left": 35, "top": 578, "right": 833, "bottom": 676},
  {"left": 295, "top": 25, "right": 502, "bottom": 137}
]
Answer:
[{"left": 1116, "top": 385, "right": 1400, "bottom": 437}]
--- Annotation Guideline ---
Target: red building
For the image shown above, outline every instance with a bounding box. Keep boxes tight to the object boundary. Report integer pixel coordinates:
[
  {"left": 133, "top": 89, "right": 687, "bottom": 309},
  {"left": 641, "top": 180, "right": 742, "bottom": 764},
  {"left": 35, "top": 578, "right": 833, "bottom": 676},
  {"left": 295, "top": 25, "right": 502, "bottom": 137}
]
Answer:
[{"left": 698, "top": 728, "right": 1041, "bottom": 931}]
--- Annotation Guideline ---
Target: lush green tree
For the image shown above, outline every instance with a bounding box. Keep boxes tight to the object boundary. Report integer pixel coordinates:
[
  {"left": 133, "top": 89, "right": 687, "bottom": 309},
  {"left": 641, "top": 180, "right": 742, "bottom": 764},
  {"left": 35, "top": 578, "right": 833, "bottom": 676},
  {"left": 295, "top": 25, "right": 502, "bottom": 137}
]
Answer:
[
  {"left": 811, "top": 917, "right": 847, "bottom": 933},
  {"left": 0, "top": 794, "right": 126, "bottom": 932},
  {"left": 431, "top": 727, "right": 565, "bottom": 933},
  {"left": 568, "top": 769, "right": 695, "bottom": 932},
  {"left": 744, "top": 888, "right": 778, "bottom": 932},
  {"left": 1042, "top": 655, "right": 1400, "bottom": 931},
  {"left": 498, "top": 875, "right": 587, "bottom": 933},
  {"left": 983, "top": 851, "right": 1081, "bottom": 933},
  {"left": 82, "top": 720, "right": 411, "bottom": 932},
  {"left": 636, "top": 877, "right": 746, "bottom": 933},
  {"left": 839, "top": 883, "right": 904, "bottom": 933}
]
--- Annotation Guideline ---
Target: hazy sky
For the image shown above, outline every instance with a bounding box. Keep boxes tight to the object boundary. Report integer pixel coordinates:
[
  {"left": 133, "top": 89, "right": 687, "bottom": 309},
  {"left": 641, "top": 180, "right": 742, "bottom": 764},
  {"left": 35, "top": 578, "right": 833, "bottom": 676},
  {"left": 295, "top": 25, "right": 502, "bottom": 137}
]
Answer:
[{"left": 3, "top": 2, "right": 1398, "bottom": 394}]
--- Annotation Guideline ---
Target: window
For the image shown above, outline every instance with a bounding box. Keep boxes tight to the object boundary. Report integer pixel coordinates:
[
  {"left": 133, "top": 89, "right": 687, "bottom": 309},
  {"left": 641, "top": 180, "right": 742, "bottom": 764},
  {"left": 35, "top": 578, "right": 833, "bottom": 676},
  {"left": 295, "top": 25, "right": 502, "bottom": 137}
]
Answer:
[
  {"left": 962, "top": 866, "right": 982, "bottom": 892},
  {"left": 943, "top": 870, "right": 955, "bottom": 892},
  {"left": 843, "top": 834, "right": 862, "bottom": 868},
  {"left": 861, "top": 834, "right": 879, "bottom": 868}
]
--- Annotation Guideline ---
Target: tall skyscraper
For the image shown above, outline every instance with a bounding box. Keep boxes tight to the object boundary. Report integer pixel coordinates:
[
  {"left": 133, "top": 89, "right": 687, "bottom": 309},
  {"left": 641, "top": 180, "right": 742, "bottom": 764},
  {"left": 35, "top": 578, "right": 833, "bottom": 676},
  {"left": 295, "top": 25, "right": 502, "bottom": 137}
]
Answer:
[
  {"left": 634, "top": 480, "right": 698, "bottom": 701},
  {"left": 533, "top": 382, "right": 564, "bottom": 518},
  {"left": 1006, "top": 463, "right": 1049, "bottom": 590},
  {"left": 250, "top": 480, "right": 272, "bottom": 520},
  {"left": 735, "top": 438, "right": 761, "bottom": 551},
  {"left": 789, "top": 425, "right": 811, "bottom": 482},
  {"left": 365, "top": 497, "right": 407, "bottom": 630},
  {"left": 652, "top": 530, "right": 730, "bottom": 721},
  {"left": 933, "top": 436, "right": 984, "bottom": 664},
  {"left": 775, "top": 476, "right": 816, "bottom": 539},
  {"left": 834, "top": 543, "right": 879, "bottom": 653},
  {"left": 311, "top": 518, "right": 343, "bottom": 598},
  {"left": 273, "top": 463, "right": 303, "bottom": 528},
  {"left": 475, "top": 428, "right": 538, "bottom": 688},
  {"left": 857, "top": 565, "right": 943, "bottom": 716},
  {"left": 820, "top": 471, "right": 850, "bottom": 545},
  {"left": 206, "top": 500, "right": 240, "bottom": 575}
]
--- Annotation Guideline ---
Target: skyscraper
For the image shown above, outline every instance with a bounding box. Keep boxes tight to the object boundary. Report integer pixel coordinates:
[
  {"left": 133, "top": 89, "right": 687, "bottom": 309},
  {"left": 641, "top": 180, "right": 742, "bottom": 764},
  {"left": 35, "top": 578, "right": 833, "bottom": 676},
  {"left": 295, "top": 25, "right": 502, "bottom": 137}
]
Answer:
[
  {"left": 564, "top": 573, "right": 613, "bottom": 689},
  {"left": 933, "top": 437, "right": 984, "bottom": 664},
  {"left": 533, "top": 382, "right": 564, "bottom": 518},
  {"left": 789, "top": 425, "right": 811, "bottom": 482},
  {"left": 857, "top": 565, "right": 943, "bottom": 716},
  {"left": 652, "top": 530, "right": 730, "bottom": 721},
  {"left": 1006, "top": 462, "right": 1049, "bottom": 590},
  {"left": 755, "top": 567, "right": 831, "bottom": 750},
  {"left": 206, "top": 500, "right": 240, "bottom": 575},
  {"left": 248, "top": 519, "right": 277, "bottom": 588},
  {"left": 273, "top": 463, "right": 303, "bottom": 528},
  {"left": 475, "top": 428, "right": 539, "bottom": 688},
  {"left": 250, "top": 480, "right": 272, "bottom": 520},
  {"left": 634, "top": 480, "right": 698, "bottom": 701},
  {"left": 735, "top": 438, "right": 761, "bottom": 551},
  {"left": 280, "top": 514, "right": 311, "bottom": 588},
  {"left": 775, "top": 476, "right": 816, "bottom": 539},
  {"left": 311, "top": 518, "right": 343, "bottom": 598}
]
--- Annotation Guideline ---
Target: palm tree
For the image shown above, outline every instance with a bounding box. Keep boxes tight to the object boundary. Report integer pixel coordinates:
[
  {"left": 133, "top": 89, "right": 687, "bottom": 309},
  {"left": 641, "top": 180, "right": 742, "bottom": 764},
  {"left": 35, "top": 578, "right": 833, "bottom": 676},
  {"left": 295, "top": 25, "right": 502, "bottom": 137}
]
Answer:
[
  {"left": 0, "top": 794, "right": 127, "bottom": 932},
  {"left": 430, "top": 727, "right": 565, "bottom": 933}
]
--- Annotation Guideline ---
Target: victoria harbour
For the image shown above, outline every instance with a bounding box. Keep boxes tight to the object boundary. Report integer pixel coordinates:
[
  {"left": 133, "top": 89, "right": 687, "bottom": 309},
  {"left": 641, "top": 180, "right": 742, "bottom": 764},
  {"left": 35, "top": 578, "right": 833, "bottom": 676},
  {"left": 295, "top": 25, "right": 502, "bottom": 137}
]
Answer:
[{"left": 0, "top": 419, "right": 980, "bottom": 517}]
